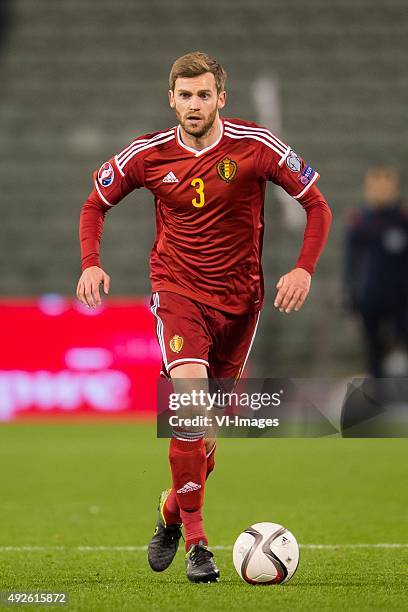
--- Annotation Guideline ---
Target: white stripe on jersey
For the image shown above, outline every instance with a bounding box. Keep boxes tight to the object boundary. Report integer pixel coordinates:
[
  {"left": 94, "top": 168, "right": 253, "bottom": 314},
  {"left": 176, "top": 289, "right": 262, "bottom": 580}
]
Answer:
[
  {"left": 224, "top": 128, "right": 288, "bottom": 161},
  {"left": 116, "top": 130, "right": 175, "bottom": 172},
  {"left": 224, "top": 126, "right": 288, "bottom": 158},
  {"left": 225, "top": 124, "right": 288, "bottom": 155},
  {"left": 293, "top": 171, "right": 320, "bottom": 200},
  {"left": 116, "top": 139, "right": 149, "bottom": 161},
  {"left": 278, "top": 147, "right": 291, "bottom": 167},
  {"left": 116, "top": 134, "right": 175, "bottom": 172},
  {"left": 116, "top": 129, "right": 175, "bottom": 162},
  {"left": 224, "top": 121, "right": 287, "bottom": 152}
]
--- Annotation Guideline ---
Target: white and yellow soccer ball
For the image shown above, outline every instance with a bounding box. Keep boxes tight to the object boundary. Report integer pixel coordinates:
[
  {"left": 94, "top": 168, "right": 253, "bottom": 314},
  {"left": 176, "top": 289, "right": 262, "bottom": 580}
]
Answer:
[{"left": 233, "top": 522, "right": 299, "bottom": 585}]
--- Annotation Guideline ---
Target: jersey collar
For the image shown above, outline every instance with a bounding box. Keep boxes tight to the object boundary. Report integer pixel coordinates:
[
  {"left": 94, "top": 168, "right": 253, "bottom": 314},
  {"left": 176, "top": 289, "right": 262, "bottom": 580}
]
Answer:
[{"left": 176, "top": 118, "right": 224, "bottom": 157}]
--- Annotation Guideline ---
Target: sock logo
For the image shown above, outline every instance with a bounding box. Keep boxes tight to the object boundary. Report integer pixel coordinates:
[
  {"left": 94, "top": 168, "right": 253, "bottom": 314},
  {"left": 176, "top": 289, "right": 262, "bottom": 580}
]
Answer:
[{"left": 177, "top": 481, "right": 202, "bottom": 494}]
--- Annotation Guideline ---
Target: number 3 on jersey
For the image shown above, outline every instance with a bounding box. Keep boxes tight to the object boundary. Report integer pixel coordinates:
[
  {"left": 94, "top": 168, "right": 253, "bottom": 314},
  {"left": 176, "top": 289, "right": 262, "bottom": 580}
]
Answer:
[{"left": 190, "top": 178, "right": 205, "bottom": 208}]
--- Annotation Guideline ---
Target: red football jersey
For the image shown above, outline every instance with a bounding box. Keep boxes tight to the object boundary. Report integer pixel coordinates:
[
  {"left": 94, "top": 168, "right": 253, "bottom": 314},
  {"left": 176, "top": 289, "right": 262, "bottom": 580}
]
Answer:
[{"left": 80, "top": 117, "right": 332, "bottom": 314}]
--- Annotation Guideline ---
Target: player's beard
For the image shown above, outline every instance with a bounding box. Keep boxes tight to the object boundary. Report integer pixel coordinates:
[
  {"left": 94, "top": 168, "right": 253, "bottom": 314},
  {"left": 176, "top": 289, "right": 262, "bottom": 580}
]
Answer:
[{"left": 178, "top": 105, "right": 219, "bottom": 139}]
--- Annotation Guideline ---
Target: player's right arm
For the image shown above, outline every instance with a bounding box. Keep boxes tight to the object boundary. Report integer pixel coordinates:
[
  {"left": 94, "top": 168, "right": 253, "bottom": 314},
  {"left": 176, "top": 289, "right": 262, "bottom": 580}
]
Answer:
[{"left": 76, "top": 144, "right": 146, "bottom": 308}]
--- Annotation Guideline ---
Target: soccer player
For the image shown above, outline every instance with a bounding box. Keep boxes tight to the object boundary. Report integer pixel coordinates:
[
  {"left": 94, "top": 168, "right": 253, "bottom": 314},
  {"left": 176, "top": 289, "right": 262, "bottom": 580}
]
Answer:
[{"left": 77, "top": 52, "right": 332, "bottom": 583}]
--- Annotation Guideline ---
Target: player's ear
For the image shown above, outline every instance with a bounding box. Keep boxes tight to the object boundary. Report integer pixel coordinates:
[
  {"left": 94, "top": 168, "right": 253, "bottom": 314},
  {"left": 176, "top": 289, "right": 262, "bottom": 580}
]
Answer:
[
  {"left": 168, "top": 89, "right": 175, "bottom": 108},
  {"left": 217, "top": 91, "right": 226, "bottom": 110}
]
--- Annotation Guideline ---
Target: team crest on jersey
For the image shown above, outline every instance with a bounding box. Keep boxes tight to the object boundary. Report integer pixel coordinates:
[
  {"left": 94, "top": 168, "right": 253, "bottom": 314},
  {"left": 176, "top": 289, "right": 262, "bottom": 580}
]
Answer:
[
  {"left": 98, "top": 162, "right": 115, "bottom": 187},
  {"left": 169, "top": 335, "right": 184, "bottom": 353},
  {"left": 285, "top": 151, "right": 302, "bottom": 173},
  {"left": 216, "top": 157, "right": 238, "bottom": 182}
]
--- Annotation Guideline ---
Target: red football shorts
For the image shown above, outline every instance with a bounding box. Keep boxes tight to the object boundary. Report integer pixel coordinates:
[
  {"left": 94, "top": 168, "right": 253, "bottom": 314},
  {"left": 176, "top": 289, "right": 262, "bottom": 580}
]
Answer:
[{"left": 150, "top": 291, "right": 260, "bottom": 379}]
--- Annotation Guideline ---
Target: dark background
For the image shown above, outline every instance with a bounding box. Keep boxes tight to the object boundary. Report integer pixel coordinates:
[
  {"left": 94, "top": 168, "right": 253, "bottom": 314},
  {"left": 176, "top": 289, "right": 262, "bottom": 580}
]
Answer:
[{"left": 1, "top": 0, "right": 407, "bottom": 376}]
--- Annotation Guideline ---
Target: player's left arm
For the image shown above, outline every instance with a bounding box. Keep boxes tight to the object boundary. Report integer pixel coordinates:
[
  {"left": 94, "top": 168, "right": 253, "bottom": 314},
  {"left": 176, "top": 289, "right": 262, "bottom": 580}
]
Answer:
[
  {"left": 275, "top": 182, "right": 332, "bottom": 313},
  {"left": 257, "top": 140, "right": 332, "bottom": 313}
]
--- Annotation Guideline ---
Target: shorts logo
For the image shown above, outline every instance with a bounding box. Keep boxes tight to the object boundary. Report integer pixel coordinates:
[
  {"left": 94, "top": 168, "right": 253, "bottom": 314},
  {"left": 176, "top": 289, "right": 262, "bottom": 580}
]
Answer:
[
  {"left": 98, "top": 162, "right": 115, "bottom": 187},
  {"left": 216, "top": 157, "right": 238, "bottom": 182},
  {"left": 285, "top": 151, "right": 302, "bottom": 173},
  {"left": 169, "top": 335, "right": 184, "bottom": 353}
]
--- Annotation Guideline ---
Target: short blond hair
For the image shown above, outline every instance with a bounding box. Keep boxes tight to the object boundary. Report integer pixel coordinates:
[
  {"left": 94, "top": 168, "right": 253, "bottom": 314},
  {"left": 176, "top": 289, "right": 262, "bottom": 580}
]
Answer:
[{"left": 169, "top": 52, "right": 227, "bottom": 94}]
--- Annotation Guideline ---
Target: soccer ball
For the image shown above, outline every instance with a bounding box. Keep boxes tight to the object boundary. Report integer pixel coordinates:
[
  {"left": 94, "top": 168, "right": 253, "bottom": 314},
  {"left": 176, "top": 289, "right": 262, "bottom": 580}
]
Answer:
[{"left": 232, "top": 522, "right": 299, "bottom": 585}]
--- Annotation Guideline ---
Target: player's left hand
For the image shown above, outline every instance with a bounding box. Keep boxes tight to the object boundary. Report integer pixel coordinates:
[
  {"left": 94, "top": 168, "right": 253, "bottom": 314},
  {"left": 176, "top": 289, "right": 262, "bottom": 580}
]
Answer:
[{"left": 274, "top": 268, "right": 311, "bottom": 313}]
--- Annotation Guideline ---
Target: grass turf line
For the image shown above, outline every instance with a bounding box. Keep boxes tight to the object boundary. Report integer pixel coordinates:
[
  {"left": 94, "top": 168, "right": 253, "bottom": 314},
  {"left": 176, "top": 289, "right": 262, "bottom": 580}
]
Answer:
[{"left": 0, "top": 423, "right": 407, "bottom": 611}]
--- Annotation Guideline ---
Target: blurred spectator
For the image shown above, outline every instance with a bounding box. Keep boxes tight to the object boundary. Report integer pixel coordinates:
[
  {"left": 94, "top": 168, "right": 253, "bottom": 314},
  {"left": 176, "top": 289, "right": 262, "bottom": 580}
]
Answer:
[{"left": 344, "top": 166, "right": 408, "bottom": 377}]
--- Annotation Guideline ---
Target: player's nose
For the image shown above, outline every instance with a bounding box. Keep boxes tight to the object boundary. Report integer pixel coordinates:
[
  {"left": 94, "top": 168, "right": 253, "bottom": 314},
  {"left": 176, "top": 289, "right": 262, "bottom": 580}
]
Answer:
[{"left": 188, "top": 96, "right": 202, "bottom": 110}]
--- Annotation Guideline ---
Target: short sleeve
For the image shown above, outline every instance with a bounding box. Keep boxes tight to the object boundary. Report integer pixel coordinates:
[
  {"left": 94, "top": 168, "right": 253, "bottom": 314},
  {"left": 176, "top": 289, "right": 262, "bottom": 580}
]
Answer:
[
  {"left": 92, "top": 143, "right": 146, "bottom": 207},
  {"left": 257, "top": 140, "right": 320, "bottom": 200}
]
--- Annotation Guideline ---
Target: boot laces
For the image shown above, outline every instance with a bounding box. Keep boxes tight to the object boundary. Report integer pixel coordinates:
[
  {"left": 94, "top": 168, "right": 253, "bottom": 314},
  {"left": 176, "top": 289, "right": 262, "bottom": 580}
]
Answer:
[{"left": 190, "top": 545, "right": 213, "bottom": 566}]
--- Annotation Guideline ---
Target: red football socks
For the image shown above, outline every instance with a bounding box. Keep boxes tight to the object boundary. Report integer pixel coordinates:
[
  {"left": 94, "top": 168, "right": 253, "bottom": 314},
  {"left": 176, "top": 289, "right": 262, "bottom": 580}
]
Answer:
[
  {"left": 181, "top": 507, "right": 206, "bottom": 551},
  {"left": 163, "top": 444, "right": 216, "bottom": 525},
  {"left": 167, "top": 437, "right": 208, "bottom": 550},
  {"left": 163, "top": 443, "right": 216, "bottom": 527},
  {"left": 162, "top": 489, "right": 181, "bottom": 525}
]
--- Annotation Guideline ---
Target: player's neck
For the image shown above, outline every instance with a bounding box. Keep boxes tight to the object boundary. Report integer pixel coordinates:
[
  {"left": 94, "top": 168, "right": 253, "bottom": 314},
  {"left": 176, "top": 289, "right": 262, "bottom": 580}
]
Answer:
[{"left": 179, "top": 117, "right": 222, "bottom": 152}]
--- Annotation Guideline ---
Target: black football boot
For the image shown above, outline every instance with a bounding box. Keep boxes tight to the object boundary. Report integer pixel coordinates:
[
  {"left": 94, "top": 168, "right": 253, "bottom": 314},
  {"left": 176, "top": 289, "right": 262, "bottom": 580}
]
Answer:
[
  {"left": 186, "top": 541, "right": 220, "bottom": 583},
  {"left": 147, "top": 489, "right": 183, "bottom": 572}
]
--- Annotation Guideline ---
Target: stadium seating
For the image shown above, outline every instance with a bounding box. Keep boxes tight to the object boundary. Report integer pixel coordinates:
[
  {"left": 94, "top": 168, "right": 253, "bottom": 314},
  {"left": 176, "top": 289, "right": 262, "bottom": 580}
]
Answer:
[{"left": 0, "top": 0, "right": 406, "bottom": 375}]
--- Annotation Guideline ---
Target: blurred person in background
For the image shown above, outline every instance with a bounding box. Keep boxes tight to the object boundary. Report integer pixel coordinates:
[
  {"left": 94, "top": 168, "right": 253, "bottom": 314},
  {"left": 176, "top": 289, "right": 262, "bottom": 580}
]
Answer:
[{"left": 344, "top": 166, "right": 408, "bottom": 377}]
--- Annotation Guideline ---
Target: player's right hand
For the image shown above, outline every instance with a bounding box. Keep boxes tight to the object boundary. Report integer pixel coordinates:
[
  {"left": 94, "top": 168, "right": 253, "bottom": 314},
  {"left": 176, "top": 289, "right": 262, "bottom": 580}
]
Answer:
[{"left": 76, "top": 266, "right": 110, "bottom": 309}]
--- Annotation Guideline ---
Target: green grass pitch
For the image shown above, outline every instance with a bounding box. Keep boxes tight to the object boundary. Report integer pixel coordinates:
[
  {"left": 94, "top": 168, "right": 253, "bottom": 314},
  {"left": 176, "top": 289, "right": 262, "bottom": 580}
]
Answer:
[{"left": 0, "top": 423, "right": 406, "bottom": 611}]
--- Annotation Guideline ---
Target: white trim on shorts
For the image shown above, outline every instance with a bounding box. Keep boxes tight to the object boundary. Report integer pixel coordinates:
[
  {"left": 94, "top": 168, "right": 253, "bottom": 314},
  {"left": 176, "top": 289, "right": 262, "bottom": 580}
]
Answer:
[
  {"left": 150, "top": 292, "right": 168, "bottom": 370},
  {"left": 236, "top": 311, "right": 261, "bottom": 380},
  {"left": 167, "top": 357, "right": 210, "bottom": 374}
]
